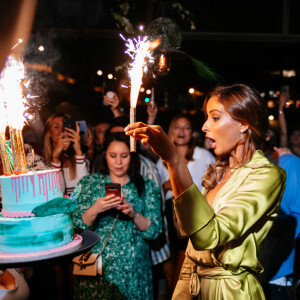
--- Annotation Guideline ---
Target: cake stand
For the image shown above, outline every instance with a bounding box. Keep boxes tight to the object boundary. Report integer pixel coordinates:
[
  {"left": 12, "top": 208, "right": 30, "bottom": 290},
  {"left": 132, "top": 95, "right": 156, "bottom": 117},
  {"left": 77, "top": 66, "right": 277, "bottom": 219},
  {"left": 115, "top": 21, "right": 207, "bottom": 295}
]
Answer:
[{"left": 0, "top": 228, "right": 99, "bottom": 268}]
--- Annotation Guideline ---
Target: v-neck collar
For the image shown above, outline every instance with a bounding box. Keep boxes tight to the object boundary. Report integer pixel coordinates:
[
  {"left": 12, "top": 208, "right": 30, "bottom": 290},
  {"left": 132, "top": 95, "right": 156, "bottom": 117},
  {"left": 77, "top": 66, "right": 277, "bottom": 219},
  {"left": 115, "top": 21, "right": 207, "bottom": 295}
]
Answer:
[{"left": 207, "top": 150, "right": 269, "bottom": 209}]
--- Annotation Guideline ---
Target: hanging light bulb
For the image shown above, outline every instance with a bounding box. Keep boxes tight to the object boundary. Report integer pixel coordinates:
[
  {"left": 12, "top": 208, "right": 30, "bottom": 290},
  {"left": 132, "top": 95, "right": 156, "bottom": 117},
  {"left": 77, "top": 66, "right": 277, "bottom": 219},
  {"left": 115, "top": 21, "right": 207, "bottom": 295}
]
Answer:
[{"left": 153, "top": 50, "right": 171, "bottom": 76}]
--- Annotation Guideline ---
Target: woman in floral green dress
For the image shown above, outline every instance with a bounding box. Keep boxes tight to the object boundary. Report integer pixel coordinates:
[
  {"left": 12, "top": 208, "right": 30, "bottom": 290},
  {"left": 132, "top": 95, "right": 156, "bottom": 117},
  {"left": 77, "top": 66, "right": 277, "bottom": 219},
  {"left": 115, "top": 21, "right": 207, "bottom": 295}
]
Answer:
[{"left": 73, "top": 132, "right": 162, "bottom": 300}]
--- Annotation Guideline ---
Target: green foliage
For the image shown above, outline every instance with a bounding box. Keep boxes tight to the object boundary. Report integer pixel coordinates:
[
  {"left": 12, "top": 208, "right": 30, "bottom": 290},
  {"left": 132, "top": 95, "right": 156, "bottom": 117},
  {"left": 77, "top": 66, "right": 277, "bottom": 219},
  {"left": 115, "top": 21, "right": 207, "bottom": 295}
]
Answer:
[{"left": 188, "top": 55, "right": 221, "bottom": 83}]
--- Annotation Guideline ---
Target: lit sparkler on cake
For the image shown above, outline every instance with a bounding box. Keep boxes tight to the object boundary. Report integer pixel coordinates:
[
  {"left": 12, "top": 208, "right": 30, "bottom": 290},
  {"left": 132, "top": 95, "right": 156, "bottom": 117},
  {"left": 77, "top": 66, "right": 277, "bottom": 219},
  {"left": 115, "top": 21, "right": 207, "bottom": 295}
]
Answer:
[
  {"left": 121, "top": 34, "right": 159, "bottom": 152},
  {"left": 0, "top": 55, "right": 28, "bottom": 175}
]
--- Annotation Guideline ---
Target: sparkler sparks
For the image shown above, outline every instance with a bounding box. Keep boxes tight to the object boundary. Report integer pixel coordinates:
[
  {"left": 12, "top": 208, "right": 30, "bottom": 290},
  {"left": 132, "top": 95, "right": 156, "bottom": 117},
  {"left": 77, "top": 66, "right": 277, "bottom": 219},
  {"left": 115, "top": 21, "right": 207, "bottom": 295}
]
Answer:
[
  {"left": 121, "top": 34, "right": 159, "bottom": 151},
  {"left": 122, "top": 35, "right": 154, "bottom": 108},
  {"left": 0, "top": 55, "right": 29, "bottom": 174}
]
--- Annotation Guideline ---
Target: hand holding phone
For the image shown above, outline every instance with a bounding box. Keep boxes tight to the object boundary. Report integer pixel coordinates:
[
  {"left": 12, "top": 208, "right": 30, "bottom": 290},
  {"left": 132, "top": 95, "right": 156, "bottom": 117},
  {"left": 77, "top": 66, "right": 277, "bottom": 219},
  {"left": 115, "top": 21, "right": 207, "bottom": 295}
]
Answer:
[
  {"left": 78, "top": 120, "right": 88, "bottom": 135},
  {"left": 62, "top": 117, "right": 77, "bottom": 146},
  {"left": 95, "top": 183, "right": 122, "bottom": 214},
  {"left": 105, "top": 183, "right": 121, "bottom": 198},
  {"left": 62, "top": 117, "right": 76, "bottom": 132}
]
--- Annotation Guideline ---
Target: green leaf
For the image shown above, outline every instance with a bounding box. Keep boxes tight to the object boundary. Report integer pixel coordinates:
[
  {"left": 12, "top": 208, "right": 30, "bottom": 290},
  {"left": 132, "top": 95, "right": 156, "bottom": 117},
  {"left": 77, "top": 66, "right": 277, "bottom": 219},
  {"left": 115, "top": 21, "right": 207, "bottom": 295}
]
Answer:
[{"left": 188, "top": 55, "right": 221, "bottom": 83}]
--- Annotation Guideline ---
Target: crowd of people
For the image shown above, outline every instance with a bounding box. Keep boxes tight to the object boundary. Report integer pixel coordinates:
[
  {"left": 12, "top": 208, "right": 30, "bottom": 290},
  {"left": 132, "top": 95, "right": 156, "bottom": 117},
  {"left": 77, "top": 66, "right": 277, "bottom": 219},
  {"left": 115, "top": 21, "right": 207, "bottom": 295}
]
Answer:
[{"left": 0, "top": 81, "right": 300, "bottom": 300}]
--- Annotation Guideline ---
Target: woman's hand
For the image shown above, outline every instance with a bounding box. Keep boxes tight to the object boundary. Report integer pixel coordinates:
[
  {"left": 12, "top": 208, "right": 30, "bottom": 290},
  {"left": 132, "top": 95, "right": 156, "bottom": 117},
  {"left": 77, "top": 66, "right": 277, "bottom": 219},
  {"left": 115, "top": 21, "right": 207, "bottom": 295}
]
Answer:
[
  {"left": 82, "top": 194, "right": 122, "bottom": 226},
  {"left": 103, "top": 92, "right": 123, "bottom": 117},
  {"left": 125, "top": 122, "right": 193, "bottom": 197},
  {"left": 117, "top": 198, "right": 136, "bottom": 218},
  {"left": 52, "top": 133, "right": 70, "bottom": 162},
  {"left": 278, "top": 92, "right": 289, "bottom": 111},
  {"left": 95, "top": 194, "right": 122, "bottom": 214},
  {"left": 274, "top": 146, "right": 292, "bottom": 156},
  {"left": 117, "top": 198, "right": 151, "bottom": 231},
  {"left": 124, "top": 122, "right": 178, "bottom": 164},
  {"left": 147, "top": 102, "right": 158, "bottom": 125},
  {"left": 65, "top": 123, "right": 82, "bottom": 156}
]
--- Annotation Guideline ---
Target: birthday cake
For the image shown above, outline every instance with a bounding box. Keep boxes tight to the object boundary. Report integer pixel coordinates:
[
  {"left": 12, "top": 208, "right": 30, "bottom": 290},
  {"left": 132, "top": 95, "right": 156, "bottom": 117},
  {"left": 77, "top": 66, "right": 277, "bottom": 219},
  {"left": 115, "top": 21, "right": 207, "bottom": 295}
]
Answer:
[{"left": 0, "top": 169, "right": 76, "bottom": 253}]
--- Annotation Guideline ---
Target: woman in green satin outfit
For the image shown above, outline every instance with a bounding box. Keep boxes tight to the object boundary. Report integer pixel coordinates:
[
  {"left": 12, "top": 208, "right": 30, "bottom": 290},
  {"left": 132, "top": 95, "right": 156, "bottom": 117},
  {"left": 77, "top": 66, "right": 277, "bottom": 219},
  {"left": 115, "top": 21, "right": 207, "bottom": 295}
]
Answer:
[{"left": 125, "top": 84, "right": 286, "bottom": 300}]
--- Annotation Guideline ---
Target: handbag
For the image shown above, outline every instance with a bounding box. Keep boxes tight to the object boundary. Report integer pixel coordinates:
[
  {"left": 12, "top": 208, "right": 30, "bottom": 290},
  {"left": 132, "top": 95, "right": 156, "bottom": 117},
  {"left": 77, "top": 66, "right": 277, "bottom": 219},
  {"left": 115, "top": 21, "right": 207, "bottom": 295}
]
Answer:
[{"left": 73, "top": 214, "right": 119, "bottom": 276}]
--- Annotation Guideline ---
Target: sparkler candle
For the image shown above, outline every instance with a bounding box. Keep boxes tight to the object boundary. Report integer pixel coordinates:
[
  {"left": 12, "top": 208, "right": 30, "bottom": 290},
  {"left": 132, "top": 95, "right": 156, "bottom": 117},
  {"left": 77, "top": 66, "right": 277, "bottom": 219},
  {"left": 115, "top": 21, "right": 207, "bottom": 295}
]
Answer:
[
  {"left": 121, "top": 34, "right": 159, "bottom": 151},
  {"left": 0, "top": 55, "right": 28, "bottom": 174},
  {"left": 0, "top": 133, "right": 11, "bottom": 176},
  {"left": 0, "top": 87, "right": 11, "bottom": 175}
]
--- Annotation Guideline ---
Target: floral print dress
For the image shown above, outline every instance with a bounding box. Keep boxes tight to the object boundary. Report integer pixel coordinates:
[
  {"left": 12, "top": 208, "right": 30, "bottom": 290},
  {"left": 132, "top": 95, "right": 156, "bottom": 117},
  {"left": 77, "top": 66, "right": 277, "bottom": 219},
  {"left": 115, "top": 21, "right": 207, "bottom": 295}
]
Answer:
[{"left": 72, "top": 173, "right": 162, "bottom": 300}]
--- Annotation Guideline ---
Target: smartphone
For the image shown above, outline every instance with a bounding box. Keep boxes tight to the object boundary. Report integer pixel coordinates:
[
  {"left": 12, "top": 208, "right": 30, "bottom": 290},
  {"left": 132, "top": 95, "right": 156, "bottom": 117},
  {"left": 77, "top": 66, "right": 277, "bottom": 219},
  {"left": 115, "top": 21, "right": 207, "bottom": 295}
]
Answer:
[
  {"left": 78, "top": 120, "right": 88, "bottom": 135},
  {"left": 105, "top": 183, "right": 121, "bottom": 198},
  {"left": 62, "top": 117, "right": 76, "bottom": 132},
  {"left": 103, "top": 91, "right": 114, "bottom": 106}
]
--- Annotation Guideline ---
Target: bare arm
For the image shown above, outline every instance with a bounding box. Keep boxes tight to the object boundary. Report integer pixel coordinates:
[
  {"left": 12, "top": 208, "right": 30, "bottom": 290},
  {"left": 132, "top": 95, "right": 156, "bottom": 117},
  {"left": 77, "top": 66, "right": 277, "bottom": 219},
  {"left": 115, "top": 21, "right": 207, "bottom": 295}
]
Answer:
[{"left": 278, "top": 93, "right": 289, "bottom": 147}]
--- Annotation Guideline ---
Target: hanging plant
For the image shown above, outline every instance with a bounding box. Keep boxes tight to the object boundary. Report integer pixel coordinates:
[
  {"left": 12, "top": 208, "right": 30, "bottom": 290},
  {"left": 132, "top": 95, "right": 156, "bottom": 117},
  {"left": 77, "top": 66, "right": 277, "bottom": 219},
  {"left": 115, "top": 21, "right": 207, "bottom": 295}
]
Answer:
[{"left": 111, "top": 0, "right": 135, "bottom": 33}]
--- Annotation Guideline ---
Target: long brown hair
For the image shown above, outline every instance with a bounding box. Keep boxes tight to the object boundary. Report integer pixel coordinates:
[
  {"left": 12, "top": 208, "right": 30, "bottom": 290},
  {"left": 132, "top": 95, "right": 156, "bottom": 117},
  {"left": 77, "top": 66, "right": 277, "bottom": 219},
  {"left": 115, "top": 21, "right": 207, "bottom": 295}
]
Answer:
[
  {"left": 167, "top": 114, "right": 196, "bottom": 162},
  {"left": 44, "top": 113, "right": 76, "bottom": 180},
  {"left": 202, "top": 84, "right": 269, "bottom": 191},
  {"left": 100, "top": 132, "right": 145, "bottom": 197}
]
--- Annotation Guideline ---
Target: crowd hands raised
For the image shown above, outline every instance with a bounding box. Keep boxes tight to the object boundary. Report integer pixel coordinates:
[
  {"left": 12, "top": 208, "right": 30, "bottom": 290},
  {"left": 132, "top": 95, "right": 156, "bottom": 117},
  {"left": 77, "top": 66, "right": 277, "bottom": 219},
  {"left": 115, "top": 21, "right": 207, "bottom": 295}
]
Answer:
[{"left": 0, "top": 82, "right": 300, "bottom": 300}]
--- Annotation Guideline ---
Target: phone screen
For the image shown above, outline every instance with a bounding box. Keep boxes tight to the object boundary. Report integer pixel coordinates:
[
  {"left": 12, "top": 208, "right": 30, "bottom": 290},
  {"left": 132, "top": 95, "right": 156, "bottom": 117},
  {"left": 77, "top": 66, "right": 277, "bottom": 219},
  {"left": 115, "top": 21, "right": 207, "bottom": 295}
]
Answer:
[
  {"left": 78, "top": 120, "right": 88, "bottom": 135},
  {"left": 105, "top": 183, "right": 121, "bottom": 198}
]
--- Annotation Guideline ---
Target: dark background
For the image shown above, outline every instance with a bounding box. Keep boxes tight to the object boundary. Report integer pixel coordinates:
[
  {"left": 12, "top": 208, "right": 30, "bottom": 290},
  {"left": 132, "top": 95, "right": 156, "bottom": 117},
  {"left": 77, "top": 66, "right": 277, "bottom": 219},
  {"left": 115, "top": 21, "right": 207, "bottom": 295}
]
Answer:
[{"left": 22, "top": 0, "right": 300, "bottom": 132}]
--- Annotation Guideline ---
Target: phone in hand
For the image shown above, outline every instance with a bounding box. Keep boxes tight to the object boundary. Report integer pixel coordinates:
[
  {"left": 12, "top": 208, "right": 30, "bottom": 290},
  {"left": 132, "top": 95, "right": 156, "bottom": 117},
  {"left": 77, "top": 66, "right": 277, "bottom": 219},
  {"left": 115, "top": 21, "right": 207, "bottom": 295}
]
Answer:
[
  {"left": 62, "top": 117, "right": 76, "bottom": 146},
  {"left": 62, "top": 117, "right": 76, "bottom": 132},
  {"left": 78, "top": 120, "right": 88, "bottom": 135},
  {"left": 105, "top": 183, "right": 121, "bottom": 198}
]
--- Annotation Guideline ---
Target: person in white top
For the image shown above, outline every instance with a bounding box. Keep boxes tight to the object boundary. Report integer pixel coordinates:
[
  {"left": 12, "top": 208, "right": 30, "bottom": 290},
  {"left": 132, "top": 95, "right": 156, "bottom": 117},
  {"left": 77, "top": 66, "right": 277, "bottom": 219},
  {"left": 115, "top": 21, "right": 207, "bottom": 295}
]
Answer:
[
  {"left": 43, "top": 113, "right": 90, "bottom": 196},
  {"left": 156, "top": 114, "right": 215, "bottom": 295}
]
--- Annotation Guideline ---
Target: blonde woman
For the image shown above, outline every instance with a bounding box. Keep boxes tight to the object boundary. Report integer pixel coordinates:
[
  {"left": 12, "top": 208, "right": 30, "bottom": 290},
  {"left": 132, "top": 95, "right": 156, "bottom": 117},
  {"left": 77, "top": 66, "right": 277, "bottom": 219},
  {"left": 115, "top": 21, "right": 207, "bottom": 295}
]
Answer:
[{"left": 44, "top": 113, "right": 89, "bottom": 196}]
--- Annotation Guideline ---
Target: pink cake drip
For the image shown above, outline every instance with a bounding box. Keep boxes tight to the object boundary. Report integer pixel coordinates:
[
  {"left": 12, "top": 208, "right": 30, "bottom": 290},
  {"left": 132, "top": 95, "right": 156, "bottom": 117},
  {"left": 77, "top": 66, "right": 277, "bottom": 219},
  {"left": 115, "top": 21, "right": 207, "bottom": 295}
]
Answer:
[
  {"left": 1, "top": 209, "right": 35, "bottom": 218},
  {"left": 48, "top": 172, "right": 51, "bottom": 192},
  {"left": 29, "top": 174, "right": 35, "bottom": 197},
  {"left": 22, "top": 177, "right": 24, "bottom": 193},
  {"left": 9, "top": 170, "right": 63, "bottom": 203}
]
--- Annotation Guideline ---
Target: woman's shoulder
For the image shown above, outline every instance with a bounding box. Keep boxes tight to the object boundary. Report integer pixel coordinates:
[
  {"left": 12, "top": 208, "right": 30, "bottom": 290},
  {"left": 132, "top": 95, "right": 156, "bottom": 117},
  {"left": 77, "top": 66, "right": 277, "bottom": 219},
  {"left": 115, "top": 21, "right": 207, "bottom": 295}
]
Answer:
[{"left": 245, "top": 151, "right": 286, "bottom": 180}]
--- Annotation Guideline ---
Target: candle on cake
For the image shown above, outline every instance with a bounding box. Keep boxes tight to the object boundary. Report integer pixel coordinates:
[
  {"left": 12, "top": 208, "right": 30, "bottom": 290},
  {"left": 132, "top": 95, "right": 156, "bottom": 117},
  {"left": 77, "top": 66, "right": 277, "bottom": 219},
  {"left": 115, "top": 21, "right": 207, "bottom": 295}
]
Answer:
[{"left": 0, "top": 55, "right": 28, "bottom": 174}]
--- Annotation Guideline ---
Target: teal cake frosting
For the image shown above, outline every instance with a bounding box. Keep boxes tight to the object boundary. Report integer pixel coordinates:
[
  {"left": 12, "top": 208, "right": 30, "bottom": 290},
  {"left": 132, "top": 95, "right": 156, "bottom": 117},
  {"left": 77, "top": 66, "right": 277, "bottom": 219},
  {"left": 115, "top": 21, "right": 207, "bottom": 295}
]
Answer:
[
  {"left": 0, "top": 169, "right": 76, "bottom": 254},
  {"left": 0, "top": 169, "right": 63, "bottom": 213},
  {"left": 0, "top": 213, "right": 73, "bottom": 253}
]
